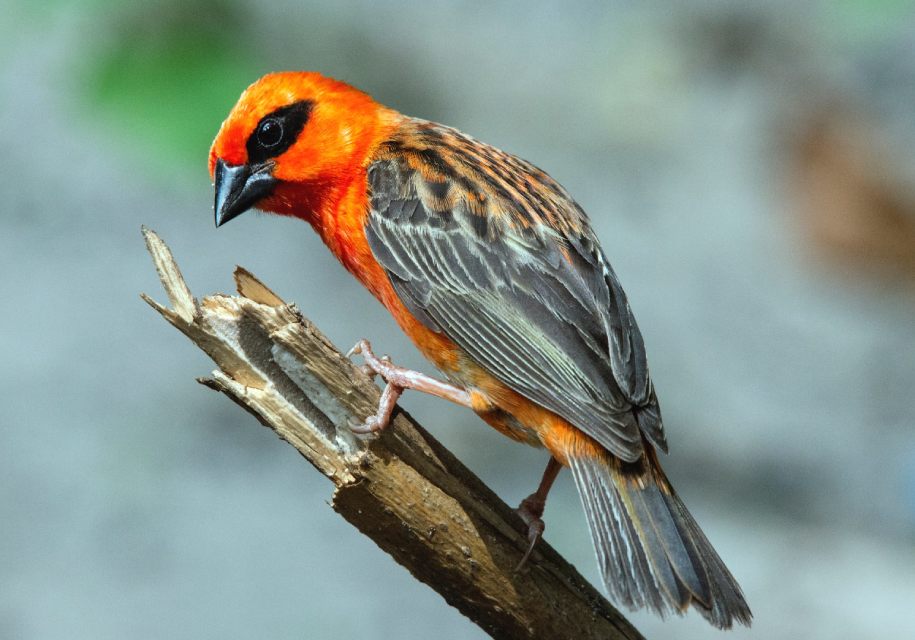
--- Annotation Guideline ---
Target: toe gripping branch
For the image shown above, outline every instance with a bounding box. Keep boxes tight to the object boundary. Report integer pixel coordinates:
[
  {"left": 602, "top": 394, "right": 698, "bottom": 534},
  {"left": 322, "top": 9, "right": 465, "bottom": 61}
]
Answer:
[{"left": 346, "top": 338, "right": 472, "bottom": 435}]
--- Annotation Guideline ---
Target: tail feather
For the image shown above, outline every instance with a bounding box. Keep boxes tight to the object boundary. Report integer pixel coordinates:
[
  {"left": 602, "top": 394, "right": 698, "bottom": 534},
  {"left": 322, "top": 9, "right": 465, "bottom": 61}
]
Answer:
[
  {"left": 581, "top": 464, "right": 660, "bottom": 610},
  {"left": 567, "top": 448, "right": 752, "bottom": 628},
  {"left": 628, "top": 478, "right": 700, "bottom": 604}
]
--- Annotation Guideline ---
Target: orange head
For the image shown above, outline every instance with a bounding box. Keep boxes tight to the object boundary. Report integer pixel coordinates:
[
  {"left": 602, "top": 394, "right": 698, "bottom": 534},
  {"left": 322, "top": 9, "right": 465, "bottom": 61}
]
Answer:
[{"left": 209, "top": 72, "right": 394, "bottom": 226}]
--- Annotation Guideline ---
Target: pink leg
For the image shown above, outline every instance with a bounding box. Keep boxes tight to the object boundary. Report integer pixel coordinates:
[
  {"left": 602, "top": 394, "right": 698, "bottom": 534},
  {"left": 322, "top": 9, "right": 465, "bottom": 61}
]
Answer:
[
  {"left": 347, "top": 339, "right": 473, "bottom": 435},
  {"left": 516, "top": 457, "right": 562, "bottom": 570}
]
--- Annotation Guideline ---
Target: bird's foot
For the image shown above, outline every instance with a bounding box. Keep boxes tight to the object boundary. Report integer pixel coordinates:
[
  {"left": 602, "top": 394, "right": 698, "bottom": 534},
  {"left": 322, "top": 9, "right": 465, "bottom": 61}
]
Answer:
[
  {"left": 347, "top": 380, "right": 403, "bottom": 437},
  {"left": 513, "top": 457, "right": 561, "bottom": 570},
  {"left": 515, "top": 494, "right": 546, "bottom": 571},
  {"left": 345, "top": 338, "right": 473, "bottom": 436},
  {"left": 346, "top": 340, "right": 405, "bottom": 436},
  {"left": 347, "top": 339, "right": 416, "bottom": 389}
]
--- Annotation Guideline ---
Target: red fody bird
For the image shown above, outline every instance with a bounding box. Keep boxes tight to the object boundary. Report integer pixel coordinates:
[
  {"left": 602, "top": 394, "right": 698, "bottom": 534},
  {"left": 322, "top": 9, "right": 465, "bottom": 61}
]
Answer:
[{"left": 210, "top": 71, "right": 751, "bottom": 628}]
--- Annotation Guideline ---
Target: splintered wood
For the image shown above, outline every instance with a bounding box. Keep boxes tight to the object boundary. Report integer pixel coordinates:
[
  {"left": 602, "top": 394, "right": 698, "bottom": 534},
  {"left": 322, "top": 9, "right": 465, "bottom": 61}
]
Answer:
[{"left": 141, "top": 226, "right": 644, "bottom": 640}]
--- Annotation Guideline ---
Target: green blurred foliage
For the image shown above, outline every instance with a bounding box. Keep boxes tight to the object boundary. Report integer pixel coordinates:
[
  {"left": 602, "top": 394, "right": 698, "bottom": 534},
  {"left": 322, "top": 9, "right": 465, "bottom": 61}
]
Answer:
[{"left": 85, "top": 0, "right": 260, "bottom": 169}]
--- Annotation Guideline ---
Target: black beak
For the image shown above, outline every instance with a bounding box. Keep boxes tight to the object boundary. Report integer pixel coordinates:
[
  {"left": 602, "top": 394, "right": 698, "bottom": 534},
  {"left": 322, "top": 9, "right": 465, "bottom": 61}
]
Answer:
[{"left": 213, "top": 158, "right": 278, "bottom": 227}]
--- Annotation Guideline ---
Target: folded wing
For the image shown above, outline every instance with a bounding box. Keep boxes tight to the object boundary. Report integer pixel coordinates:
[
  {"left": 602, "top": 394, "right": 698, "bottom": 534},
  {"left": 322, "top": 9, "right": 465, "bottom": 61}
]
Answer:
[{"left": 365, "top": 130, "right": 665, "bottom": 461}]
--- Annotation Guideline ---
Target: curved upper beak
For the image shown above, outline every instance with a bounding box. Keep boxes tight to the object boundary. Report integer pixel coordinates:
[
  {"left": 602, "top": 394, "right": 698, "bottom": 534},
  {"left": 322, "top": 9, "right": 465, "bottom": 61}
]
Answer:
[{"left": 213, "top": 159, "right": 278, "bottom": 227}]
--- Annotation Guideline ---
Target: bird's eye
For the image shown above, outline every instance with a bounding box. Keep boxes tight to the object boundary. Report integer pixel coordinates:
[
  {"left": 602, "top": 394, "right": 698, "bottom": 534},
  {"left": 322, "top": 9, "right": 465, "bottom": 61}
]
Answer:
[
  {"left": 256, "top": 118, "right": 284, "bottom": 148},
  {"left": 245, "top": 101, "right": 312, "bottom": 163}
]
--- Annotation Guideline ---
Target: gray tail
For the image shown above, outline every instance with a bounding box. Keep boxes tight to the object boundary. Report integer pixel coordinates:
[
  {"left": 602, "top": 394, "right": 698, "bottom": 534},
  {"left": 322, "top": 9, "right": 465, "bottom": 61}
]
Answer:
[{"left": 567, "top": 448, "right": 752, "bottom": 628}]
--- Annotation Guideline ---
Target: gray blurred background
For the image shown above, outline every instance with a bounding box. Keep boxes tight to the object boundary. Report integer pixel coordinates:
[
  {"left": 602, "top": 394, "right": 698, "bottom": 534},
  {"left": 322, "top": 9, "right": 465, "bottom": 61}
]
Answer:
[{"left": 3, "top": 1, "right": 915, "bottom": 638}]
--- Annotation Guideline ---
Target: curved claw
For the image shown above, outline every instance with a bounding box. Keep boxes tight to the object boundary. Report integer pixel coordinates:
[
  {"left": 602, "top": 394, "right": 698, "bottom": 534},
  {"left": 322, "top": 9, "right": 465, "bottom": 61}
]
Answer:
[
  {"left": 515, "top": 494, "right": 547, "bottom": 571},
  {"left": 516, "top": 521, "right": 545, "bottom": 572},
  {"left": 345, "top": 339, "right": 368, "bottom": 359},
  {"left": 346, "top": 415, "right": 381, "bottom": 440}
]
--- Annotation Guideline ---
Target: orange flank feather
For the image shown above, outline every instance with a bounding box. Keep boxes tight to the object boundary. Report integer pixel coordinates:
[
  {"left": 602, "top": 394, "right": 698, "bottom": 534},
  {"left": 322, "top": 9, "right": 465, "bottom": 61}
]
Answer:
[{"left": 209, "top": 71, "right": 752, "bottom": 628}]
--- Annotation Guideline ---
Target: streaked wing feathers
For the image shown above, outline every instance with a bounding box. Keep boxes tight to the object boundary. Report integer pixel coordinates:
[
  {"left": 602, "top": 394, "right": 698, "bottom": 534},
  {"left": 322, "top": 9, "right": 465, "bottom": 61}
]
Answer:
[{"left": 366, "top": 123, "right": 666, "bottom": 460}]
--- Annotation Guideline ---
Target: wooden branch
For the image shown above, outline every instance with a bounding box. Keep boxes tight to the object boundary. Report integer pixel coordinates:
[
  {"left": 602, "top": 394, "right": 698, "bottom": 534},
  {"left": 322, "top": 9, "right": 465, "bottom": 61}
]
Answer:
[{"left": 141, "top": 227, "right": 645, "bottom": 640}]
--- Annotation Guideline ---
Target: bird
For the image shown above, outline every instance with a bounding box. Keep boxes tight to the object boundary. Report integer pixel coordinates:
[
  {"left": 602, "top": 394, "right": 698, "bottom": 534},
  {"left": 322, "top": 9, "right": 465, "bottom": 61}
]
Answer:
[{"left": 209, "top": 71, "right": 751, "bottom": 628}]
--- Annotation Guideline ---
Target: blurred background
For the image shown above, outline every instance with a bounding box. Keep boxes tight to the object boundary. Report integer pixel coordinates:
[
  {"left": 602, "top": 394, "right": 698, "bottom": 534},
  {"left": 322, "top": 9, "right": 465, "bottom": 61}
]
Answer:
[{"left": 3, "top": 1, "right": 915, "bottom": 638}]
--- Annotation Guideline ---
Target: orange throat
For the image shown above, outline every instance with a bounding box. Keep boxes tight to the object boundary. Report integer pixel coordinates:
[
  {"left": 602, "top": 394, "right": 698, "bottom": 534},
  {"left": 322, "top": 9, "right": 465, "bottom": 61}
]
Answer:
[
  {"left": 264, "top": 164, "right": 395, "bottom": 307},
  {"left": 263, "top": 179, "right": 338, "bottom": 234}
]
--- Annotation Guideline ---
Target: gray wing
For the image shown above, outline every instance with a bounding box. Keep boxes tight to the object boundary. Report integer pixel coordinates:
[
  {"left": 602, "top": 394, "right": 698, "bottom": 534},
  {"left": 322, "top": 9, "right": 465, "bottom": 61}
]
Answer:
[{"left": 365, "top": 156, "right": 665, "bottom": 462}]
